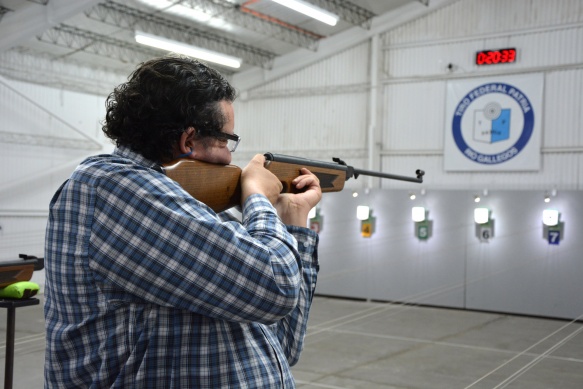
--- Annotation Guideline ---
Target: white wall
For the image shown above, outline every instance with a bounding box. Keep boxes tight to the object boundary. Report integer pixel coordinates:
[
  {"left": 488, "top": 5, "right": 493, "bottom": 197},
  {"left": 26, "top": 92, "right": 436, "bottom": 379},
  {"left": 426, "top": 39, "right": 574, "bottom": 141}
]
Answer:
[
  {"left": 0, "top": 77, "right": 110, "bottom": 273},
  {"left": 380, "top": 0, "right": 583, "bottom": 189},
  {"left": 232, "top": 41, "right": 373, "bottom": 186},
  {"left": 234, "top": 0, "right": 583, "bottom": 191},
  {"left": 314, "top": 189, "right": 583, "bottom": 320}
]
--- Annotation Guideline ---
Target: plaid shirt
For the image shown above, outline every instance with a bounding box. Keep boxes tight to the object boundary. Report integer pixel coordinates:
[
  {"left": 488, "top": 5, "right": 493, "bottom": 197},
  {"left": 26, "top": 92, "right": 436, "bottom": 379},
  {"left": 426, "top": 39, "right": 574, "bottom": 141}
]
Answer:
[{"left": 44, "top": 147, "right": 319, "bottom": 388}]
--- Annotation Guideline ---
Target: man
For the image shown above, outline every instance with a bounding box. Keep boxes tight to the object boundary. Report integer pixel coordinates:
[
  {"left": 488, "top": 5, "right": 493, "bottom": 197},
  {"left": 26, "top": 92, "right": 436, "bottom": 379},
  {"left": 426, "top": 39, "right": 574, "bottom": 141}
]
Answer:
[{"left": 44, "top": 56, "right": 321, "bottom": 388}]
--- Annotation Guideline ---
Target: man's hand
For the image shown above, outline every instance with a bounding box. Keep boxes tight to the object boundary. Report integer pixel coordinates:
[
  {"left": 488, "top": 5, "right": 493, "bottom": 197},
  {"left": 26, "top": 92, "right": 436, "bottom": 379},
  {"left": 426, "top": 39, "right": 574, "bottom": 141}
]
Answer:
[
  {"left": 241, "top": 156, "right": 322, "bottom": 228},
  {"left": 275, "top": 168, "right": 322, "bottom": 227},
  {"left": 241, "top": 154, "right": 283, "bottom": 206}
]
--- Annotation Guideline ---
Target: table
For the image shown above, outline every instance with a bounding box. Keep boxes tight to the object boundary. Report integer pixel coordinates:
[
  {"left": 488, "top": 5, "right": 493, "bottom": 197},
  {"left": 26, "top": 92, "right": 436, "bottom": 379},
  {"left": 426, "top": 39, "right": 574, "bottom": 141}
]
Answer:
[{"left": 0, "top": 298, "right": 40, "bottom": 389}]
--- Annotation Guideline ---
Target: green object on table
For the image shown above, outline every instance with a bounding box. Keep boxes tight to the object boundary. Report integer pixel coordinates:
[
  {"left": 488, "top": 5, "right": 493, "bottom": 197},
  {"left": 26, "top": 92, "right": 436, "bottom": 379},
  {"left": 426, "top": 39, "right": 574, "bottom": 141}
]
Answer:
[{"left": 0, "top": 281, "right": 39, "bottom": 299}]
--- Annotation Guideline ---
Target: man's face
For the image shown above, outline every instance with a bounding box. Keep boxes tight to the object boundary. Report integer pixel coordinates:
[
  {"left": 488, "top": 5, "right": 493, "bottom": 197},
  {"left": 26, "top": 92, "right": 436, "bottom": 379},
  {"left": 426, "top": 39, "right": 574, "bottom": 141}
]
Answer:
[{"left": 190, "top": 100, "right": 235, "bottom": 165}]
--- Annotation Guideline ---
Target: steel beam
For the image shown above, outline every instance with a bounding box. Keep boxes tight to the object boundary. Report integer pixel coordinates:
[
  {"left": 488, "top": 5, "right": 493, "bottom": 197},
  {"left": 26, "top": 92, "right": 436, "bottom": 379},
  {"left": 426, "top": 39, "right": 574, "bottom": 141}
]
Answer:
[
  {"left": 86, "top": 1, "right": 276, "bottom": 69},
  {"left": 306, "top": 0, "right": 377, "bottom": 29},
  {"left": 182, "top": 0, "right": 320, "bottom": 50},
  {"left": 0, "top": 49, "right": 127, "bottom": 96},
  {"left": 0, "top": 0, "right": 101, "bottom": 51},
  {"left": 0, "top": 6, "right": 11, "bottom": 23}
]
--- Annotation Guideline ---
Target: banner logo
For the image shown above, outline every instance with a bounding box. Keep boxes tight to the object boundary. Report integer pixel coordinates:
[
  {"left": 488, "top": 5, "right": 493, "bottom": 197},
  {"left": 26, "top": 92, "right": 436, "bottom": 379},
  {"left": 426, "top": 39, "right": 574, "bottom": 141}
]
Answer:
[{"left": 452, "top": 83, "right": 535, "bottom": 165}]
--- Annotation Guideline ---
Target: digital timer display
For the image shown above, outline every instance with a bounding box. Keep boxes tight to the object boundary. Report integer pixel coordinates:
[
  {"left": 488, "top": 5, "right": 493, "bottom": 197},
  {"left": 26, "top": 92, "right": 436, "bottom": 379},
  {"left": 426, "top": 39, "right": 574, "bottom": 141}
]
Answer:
[{"left": 475, "top": 48, "right": 517, "bottom": 66}]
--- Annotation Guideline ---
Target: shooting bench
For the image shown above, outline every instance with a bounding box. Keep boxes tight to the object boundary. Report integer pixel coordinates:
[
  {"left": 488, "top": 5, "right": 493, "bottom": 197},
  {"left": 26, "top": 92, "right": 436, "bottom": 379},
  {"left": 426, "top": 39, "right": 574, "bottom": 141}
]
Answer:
[
  {"left": 0, "top": 298, "right": 40, "bottom": 389},
  {"left": 0, "top": 254, "right": 43, "bottom": 389}
]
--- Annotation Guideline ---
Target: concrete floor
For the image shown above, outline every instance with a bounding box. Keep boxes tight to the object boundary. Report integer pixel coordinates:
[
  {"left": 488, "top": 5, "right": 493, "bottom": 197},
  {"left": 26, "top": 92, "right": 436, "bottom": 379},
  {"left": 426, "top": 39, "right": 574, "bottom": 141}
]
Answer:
[{"left": 1, "top": 295, "right": 582, "bottom": 388}]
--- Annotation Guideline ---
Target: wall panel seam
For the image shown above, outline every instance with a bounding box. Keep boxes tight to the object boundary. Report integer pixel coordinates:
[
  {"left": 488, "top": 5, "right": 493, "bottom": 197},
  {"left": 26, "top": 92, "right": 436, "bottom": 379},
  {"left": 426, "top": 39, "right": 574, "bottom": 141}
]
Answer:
[
  {"left": 383, "top": 21, "right": 583, "bottom": 50},
  {"left": 380, "top": 63, "right": 583, "bottom": 84}
]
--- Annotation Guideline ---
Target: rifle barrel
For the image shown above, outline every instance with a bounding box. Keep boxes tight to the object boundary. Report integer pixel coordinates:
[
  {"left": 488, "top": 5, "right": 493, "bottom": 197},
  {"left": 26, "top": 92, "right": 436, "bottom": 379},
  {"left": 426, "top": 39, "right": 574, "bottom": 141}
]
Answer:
[
  {"left": 354, "top": 168, "right": 424, "bottom": 183},
  {"left": 264, "top": 153, "right": 424, "bottom": 183}
]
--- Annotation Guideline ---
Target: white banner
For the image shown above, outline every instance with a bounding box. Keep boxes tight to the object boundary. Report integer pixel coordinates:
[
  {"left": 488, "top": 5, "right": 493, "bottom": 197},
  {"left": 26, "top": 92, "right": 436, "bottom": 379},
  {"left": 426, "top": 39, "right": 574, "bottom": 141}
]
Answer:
[{"left": 444, "top": 74, "right": 543, "bottom": 171}]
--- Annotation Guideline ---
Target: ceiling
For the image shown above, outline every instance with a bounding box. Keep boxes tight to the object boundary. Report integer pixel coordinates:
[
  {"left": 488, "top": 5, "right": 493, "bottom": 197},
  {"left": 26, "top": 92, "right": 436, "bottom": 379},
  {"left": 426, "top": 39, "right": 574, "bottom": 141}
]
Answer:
[{"left": 0, "top": 0, "right": 427, "bottom": 95}]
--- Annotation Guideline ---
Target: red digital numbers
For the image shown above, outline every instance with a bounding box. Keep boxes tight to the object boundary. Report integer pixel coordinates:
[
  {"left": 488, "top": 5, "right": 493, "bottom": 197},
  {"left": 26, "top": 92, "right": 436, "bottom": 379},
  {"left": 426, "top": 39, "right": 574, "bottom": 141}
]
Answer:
[{"left": 475, "top": 48, "right": 516, "bottom": 65}]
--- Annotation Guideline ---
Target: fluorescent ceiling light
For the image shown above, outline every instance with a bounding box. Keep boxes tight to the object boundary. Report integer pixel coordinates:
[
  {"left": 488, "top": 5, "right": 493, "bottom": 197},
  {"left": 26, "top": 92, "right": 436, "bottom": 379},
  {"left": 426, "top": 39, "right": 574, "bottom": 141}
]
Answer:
[
  {"left": 271, "top": 0, "right": 339, "bottom": 26},
  {"left": 138, "top": 0, "right": 233, "bottom": 31},
  {"left": 135, "top": 31, "right": 242, "bottom": 69}
]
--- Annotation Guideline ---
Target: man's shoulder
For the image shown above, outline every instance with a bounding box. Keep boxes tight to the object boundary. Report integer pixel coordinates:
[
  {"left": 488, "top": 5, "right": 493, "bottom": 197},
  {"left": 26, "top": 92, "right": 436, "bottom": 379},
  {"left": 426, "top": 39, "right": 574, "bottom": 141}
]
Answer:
[{"left": 70, "top": 152, "right": 161, "bottom": 190}]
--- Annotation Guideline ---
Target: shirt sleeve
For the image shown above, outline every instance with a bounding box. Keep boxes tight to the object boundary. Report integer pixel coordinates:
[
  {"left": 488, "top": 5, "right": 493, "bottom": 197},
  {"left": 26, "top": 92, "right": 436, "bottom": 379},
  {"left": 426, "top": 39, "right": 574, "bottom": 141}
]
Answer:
[
  {"left": 268, "top": 225, "right": 319, "bottom": 366},
  {"left": 88, "top": 169, "right": 303, "bottom": 324}
]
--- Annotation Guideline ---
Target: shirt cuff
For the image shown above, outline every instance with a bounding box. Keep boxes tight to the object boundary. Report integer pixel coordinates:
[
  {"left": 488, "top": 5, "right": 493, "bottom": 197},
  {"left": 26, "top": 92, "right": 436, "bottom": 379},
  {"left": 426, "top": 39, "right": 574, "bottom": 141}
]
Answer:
[{"left": 286, "top": 225, "right": 319, "bottom": 265}]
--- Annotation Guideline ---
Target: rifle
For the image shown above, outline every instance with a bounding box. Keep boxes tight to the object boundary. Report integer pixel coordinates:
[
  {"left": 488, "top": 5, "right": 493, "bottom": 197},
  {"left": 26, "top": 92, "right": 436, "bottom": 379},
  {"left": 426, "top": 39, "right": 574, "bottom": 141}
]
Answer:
[
  {"left": 163, "top": 153, "right": 424, "bottom": 213},
  {"left": 0, "top": 254, "right": 44, "bottom": 288}
]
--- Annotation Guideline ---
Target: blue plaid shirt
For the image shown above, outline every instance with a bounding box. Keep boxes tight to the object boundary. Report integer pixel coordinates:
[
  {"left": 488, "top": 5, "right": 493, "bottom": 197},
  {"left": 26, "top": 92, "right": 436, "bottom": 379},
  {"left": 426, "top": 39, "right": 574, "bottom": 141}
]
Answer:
[{"left": 44, "top": 147, "right": 319, "bottom": 388}]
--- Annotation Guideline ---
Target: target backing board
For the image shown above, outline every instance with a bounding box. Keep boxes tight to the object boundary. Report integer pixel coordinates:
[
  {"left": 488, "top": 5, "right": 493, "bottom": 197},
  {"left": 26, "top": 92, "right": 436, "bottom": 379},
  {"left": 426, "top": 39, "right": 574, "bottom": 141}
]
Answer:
[{"left": 444, "top": 74, "right": 543, "bottom": 171}]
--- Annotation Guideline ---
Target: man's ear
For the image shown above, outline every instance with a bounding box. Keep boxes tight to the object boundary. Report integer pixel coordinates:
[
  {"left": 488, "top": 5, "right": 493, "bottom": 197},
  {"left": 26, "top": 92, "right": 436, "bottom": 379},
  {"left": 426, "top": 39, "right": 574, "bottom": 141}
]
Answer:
[{"left": 179, "top": 127, "right": 196, "bottom": 155}]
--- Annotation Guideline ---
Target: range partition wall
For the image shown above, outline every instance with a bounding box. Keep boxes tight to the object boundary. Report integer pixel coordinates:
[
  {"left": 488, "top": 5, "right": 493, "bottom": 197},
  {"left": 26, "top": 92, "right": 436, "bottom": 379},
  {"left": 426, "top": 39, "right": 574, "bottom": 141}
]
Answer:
[{"left": 314, "top": 189, "right": 583, "bottom": 321}]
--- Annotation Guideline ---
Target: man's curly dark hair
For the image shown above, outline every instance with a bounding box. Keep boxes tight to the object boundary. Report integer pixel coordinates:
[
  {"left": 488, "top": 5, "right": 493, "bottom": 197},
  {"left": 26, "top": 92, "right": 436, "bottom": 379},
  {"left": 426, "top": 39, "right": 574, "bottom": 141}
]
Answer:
[{"left": 102, "top": 56, "right": 237, "bottom": 163}]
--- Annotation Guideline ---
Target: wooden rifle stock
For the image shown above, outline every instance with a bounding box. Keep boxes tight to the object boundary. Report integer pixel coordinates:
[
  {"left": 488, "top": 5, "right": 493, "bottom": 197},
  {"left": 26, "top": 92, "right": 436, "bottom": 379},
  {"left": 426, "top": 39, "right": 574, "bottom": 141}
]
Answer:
[
  {"left": 0, "top": 254, "right": 44, "bottom": 288},
  {"left": 163, "top": 153, "right": 424, "bottom": 213},
  {"left": 163, "top": 159, "right": 243, "bottom": 213}
]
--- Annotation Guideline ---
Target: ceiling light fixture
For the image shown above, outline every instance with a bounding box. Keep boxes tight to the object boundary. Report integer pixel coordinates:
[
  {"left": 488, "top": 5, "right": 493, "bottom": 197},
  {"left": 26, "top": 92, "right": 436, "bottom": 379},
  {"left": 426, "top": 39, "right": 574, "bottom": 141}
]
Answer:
[
  {"left": 138, "top": 0, "right": 212, "bottom": 22},
  {"left": 270, "top": 0, "right": 339, "bottom": 26},
  {"left": 135, "top": 31, "right": 242, "bottom": 69}
]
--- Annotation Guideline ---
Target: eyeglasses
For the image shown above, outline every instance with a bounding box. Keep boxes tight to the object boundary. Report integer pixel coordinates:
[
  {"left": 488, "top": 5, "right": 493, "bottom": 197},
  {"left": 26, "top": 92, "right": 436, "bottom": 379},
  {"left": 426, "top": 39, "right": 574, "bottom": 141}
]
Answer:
[
  {"left": 219, "top": 132, "right": 240, "bottom": 152},
  {"left": 199, "top": 131, "right": 241, "bottom": 152}
]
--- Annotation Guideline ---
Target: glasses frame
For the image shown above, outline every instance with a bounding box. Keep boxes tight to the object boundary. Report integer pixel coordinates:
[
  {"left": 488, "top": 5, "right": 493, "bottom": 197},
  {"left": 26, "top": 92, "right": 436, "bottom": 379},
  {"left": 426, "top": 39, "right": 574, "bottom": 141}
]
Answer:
[{"left": 199, "top": 131, "right": 241, "bottom": 152}]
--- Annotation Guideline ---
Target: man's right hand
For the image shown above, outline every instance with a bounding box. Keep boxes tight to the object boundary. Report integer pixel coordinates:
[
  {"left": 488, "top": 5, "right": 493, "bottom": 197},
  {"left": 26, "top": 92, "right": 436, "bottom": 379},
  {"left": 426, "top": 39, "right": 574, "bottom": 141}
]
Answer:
[{"left": 240, "top": 154, "right": 283, "bottom": 206}]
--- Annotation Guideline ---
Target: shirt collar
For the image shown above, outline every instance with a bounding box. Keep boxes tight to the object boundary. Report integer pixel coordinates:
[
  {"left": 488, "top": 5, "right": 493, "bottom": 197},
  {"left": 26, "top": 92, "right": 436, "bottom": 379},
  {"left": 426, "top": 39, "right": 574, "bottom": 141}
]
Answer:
[{"left": 113, "top": 146, "right": 160, "bottom": 171}]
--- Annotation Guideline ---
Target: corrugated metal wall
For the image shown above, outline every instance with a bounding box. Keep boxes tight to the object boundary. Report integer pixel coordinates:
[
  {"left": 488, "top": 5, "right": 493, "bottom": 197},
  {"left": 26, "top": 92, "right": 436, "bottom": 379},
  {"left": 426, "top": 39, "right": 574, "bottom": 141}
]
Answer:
[
  {"left": 235, "top": 93, "right": 368, "bottom": 155},
  {"left": 232, "top": 42, "right": 372, "bottom": 179},
  {"left": 384, "top": 0, "right": 583, "bottom": 45},
  {"left": 249, "top": 42, "right": 371, "bottom": 93},
  {"left": 0, "top": 78, "right": 107, "bottom": 261},
  {"left": 380, "top": 0, "right": 583, "bottom": 189},
  {"left": 233, "top": 0, "right": 583, "bottom": 190}
]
